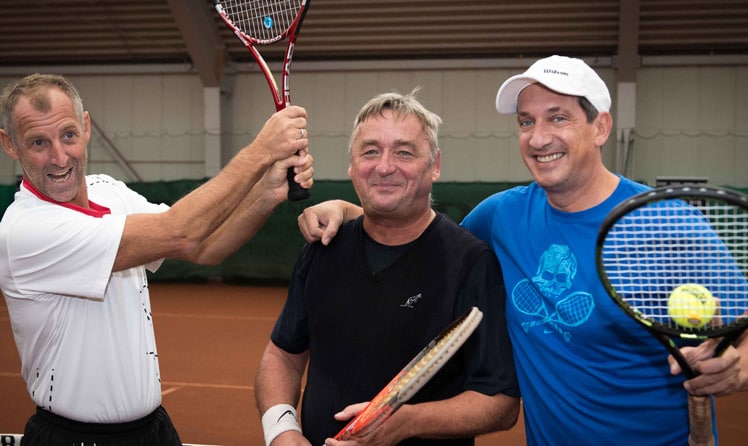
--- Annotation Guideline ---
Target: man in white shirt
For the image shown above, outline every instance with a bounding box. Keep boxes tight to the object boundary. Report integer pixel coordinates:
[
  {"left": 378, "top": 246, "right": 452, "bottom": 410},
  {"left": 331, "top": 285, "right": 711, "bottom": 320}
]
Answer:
[{"left": 0, "top": 73, "right": 313, "bottom": 445}]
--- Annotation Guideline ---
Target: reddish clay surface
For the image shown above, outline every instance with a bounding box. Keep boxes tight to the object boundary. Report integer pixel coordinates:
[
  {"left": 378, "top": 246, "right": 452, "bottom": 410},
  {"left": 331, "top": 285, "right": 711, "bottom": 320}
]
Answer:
[{"left": 2, "top": 283, "right": 746, "bottom": 445}]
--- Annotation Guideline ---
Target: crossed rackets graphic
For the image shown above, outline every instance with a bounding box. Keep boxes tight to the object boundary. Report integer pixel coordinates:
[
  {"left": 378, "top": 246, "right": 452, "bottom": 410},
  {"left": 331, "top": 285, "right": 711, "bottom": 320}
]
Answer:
[{"left": 512, "top": 279, "right": 594, "bottom": 341}]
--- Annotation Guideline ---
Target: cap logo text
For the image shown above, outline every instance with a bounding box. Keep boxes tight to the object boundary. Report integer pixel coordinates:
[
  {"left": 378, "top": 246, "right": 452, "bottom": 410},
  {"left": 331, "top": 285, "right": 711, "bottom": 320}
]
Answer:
[{"left": 544, "top": 69, "right": 569, "bottom": 76}]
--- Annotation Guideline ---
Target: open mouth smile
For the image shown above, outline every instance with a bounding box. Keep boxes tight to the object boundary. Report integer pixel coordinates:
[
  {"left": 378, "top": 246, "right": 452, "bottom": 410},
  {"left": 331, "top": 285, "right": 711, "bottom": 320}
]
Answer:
[
  {"left": 47, "top": 168, "right": 73, "bottom": 183},
  {"left": 536, "top": 153, "right": 564, "bottom": 163}
]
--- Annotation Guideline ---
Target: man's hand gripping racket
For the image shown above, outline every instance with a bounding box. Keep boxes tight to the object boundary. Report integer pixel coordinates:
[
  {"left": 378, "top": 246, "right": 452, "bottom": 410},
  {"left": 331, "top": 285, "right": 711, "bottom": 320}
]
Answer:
[
  {"left": 214, "top": 0, "right": 311, "bottom": 201},
  {"left": 596, "top": 185, "right": 748, "bottom": 446},
  {"left": 333, "top": 307, "right": 484, "bottom": 441}
]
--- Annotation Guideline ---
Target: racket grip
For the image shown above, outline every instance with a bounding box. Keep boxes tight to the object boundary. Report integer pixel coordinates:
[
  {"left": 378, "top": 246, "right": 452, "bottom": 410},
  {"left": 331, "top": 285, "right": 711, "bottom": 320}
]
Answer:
[
  {"left": 286, "top": 165, "right": 310, "bottom": 201},
  {"left": 687, "top": 394, "right": 715, "bottom": 446}
]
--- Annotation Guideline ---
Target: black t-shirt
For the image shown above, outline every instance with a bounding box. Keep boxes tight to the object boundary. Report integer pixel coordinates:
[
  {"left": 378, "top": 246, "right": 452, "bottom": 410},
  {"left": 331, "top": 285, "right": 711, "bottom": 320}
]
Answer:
[{"left": 271, "top": 213, "right": 519, "bottom": 445}]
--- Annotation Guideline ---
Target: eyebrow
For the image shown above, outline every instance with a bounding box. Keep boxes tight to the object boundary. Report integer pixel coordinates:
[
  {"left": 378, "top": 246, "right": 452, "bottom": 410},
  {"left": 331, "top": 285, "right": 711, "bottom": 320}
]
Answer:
[
  {"left": 518, "top": 105, "right": 564, "bottom": 116},
  {"left": 20, "top": 133, "right": 46, "bottom": 148},
  {"left": 359, "top": 138, "right": 416, "bottom": 148},
  {"left": 21, "top": 123, "right": 80, "bottom": 144},
  {"left": 393, "top": 139, "right": 417, "bottom": 149}
]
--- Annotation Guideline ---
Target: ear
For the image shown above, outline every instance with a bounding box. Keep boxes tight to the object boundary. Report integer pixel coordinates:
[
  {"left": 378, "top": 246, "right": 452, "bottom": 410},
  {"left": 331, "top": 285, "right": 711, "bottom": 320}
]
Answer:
[
  {"left": 593, "top": 111, "right": 613, "bottom": 148},
  {"left": 82, "top": 110, "right": 91, "bottom": 143},
  {"left": 432, "top": 150, "right": 441, "bottom": 181},
  {"left": 0, "top": 129, "right": 19, "bottom": 160}
]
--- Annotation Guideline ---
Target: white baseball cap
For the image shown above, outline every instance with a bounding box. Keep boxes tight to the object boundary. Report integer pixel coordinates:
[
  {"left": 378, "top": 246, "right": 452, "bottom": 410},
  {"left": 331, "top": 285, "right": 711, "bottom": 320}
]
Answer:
[{"left": 495, "top": 55, "right": 611, "bottom": 114}]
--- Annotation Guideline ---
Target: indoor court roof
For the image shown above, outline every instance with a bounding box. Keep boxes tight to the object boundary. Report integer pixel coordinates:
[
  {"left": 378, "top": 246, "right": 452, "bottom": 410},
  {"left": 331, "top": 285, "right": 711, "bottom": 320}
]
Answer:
[{"left": 1, "top": 0, "right": 746, "bottom": 80}]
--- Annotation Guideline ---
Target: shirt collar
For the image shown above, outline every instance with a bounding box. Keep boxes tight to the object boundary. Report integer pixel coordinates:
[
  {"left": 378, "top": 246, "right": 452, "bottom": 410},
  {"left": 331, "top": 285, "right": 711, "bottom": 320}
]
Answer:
[{"left": 22, "top": 177, "right": 112, "bottom": 218}]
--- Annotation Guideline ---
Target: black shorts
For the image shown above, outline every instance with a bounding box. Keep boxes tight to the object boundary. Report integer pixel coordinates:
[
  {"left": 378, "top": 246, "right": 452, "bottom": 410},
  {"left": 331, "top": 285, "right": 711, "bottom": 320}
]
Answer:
[{"left": 22, "top": 406, "right": 182, "bottom": 446}]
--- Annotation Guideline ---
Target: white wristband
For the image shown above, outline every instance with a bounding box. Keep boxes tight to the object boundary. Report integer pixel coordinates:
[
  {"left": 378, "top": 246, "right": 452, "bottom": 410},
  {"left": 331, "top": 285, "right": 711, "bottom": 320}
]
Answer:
[{"left": 261, "top": 403, "right": 302, "bottom": 446}]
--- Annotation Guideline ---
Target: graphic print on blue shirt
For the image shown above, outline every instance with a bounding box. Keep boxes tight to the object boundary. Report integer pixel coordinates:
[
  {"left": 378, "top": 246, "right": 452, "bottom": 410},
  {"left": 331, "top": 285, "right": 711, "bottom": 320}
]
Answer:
[{"left": 511, "top": 244, "right": 594, "bottom": 342}]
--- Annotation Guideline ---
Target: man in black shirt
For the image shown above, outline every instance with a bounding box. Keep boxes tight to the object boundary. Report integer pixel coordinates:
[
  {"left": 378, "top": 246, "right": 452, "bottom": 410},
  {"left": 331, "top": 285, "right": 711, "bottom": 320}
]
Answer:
[{"left": 255, "top": 90, "right": 520, "bottom": 445}]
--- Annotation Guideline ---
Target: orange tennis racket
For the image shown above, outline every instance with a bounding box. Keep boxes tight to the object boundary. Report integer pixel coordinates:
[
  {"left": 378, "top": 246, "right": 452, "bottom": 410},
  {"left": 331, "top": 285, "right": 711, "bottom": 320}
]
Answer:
[{"left": 334, "top": 307, "right": 483, "bottom": 441}]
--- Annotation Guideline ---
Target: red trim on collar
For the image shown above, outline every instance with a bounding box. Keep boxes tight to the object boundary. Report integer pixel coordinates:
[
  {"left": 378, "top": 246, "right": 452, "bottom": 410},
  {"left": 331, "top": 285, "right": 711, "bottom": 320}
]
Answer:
[{"left": 22, "top": 177, "right": 112, "bottom": 218}]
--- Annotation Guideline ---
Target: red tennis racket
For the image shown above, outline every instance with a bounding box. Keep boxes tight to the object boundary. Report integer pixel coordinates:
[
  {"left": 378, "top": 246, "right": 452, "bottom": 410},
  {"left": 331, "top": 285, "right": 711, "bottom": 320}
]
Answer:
[
  {"left": 214, "top": 0, "right": 310, "bottom": 201},
  {"left": 596, "top": 185, "right": 748, "bottom": 446},
  {"left": 334, "top": 307, "right": 484, "bottom": 441}
]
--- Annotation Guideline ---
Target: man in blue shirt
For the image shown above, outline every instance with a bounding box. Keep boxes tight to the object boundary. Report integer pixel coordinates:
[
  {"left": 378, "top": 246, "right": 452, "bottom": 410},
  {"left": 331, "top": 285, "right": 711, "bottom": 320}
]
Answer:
[{"left": 296, "top": 56, "right": 748, "bottom": 445}]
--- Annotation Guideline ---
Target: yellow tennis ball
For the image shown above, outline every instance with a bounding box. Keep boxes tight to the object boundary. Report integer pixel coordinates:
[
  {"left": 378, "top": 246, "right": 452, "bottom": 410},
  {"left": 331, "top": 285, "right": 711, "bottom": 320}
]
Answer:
[{"left": 667, "top": 284, "right": 716, "bottom": 329}]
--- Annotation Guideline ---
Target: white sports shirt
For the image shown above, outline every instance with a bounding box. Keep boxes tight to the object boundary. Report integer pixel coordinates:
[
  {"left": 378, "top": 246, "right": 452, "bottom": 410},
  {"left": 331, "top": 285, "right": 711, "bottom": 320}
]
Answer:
[{"left": 0, "top": 174, "right": 169, "bottom": 423}]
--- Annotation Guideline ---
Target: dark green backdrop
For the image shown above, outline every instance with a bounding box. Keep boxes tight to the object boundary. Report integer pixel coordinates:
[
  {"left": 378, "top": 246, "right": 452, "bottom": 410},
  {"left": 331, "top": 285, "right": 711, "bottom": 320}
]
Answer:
[
  {"left": 5, "top": 180, "right": 745, "bottom": 284},
  {"left": 0, "top": 180, "right": 526, "bottom": 283}
]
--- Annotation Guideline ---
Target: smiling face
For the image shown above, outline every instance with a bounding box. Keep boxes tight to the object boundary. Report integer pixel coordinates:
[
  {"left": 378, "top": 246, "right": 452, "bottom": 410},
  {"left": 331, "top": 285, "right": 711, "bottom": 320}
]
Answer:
[
  {"left": 1, "top": 87, "right": 90, "bottom": 206},
  {"left": 348, "top": 109, "right": 440, "bottom": 224},
  {"left": 515, "top": 83, "right": 613, "bottom": 209}
]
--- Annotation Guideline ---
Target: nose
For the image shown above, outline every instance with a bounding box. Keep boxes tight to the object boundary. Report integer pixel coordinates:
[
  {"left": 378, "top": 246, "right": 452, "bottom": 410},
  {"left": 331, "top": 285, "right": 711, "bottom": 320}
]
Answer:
[
  {"left": 527, "top": 122, "right": 553, "bottom": 150},
  {"left": 375, "top": 151, "right": 395, "bottom": 176},
  {"left": 49, "top": 140, "right": 69, "bottom": 166}
]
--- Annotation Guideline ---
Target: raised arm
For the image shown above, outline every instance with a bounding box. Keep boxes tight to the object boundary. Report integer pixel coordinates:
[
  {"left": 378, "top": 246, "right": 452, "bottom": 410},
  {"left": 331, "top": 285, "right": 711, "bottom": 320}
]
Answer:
[
  {"left": 175, "top": 149, "right": 314, "bottom": 265},
  {"left": 114, "top": 106, "right": 309, "bottom": 271}
]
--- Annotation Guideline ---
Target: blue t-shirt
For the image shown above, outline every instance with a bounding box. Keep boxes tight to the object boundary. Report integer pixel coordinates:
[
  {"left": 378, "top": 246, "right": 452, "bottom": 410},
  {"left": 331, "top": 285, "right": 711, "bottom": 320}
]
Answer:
[{"left": 461, "top": 176, "right": 713, "bottom": 445}]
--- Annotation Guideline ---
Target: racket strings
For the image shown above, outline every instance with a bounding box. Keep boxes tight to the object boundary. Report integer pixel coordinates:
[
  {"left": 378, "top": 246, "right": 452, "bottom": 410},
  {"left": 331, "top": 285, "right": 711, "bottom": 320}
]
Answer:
[
  {"left": 602, "top": 197, "right": 748, "bottom": 333},
  {"left": 337, "top": 309, "right": 482, "bottom": 440},
  {"left": 380, "top": 322, "right": 466, "bottom": 407},
  {"left": 220, "top": 0, "right": 302, "bottom": 41}
]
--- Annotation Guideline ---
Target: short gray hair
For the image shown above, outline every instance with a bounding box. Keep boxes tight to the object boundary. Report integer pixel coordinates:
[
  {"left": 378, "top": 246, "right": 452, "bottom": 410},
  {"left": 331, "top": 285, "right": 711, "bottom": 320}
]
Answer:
[
  {"left": 349, "top": 88, "right": 442, "bottom": 164},
  {"left": 0, "top": 73, "right": 85, "bottom": 142}
]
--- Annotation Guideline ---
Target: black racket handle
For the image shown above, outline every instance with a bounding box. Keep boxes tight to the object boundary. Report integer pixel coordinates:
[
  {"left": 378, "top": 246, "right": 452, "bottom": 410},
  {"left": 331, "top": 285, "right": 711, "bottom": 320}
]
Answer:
[{"left": 286, "top": 165, "right": 309, "bottom": 201}]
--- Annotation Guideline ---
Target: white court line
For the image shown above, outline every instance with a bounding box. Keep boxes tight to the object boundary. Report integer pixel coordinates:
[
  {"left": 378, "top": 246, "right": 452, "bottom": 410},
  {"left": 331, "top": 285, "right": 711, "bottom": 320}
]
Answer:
[
  {"left": 1, "top": 435, "right": 221, "bottom": 446},
  {"left": 161, "top": 386, "right": 181, "bottom": 396},
  {"left": 162, "top": 381, "right": 252, "bottom": 391},
  {"left": 153, "top": 312, "right": 277, "bottom": 322},
  {"left": 2, "top": 372, "right": 253, "bottom": 393}
]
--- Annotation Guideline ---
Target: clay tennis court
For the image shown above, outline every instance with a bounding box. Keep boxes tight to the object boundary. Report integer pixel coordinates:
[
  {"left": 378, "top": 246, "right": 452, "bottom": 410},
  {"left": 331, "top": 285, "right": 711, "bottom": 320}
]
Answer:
[{"left": 2, "top": 282, "right": 747, "bottom": 445}]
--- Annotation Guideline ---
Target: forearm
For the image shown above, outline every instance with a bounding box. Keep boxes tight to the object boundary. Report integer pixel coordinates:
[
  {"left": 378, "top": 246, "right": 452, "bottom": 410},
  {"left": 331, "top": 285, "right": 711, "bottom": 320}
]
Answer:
[
  {"left": 256, "top": 344, "right": 308, "bottom": 412},
  {"left": 339, "top": 200, "right": 364, "bottom": 222},
  {"left": 389, "top": 391, "right": 519, "bottom": 441},
  {"left": 182, "top": 173, "right": 284, "bottom": 265},
  {"left": 114, "top": 107, "right": 307, "bottom": 271},
  {"left": 256, "top": 344, "right": 310, "bottom": 446},
  {"left": 113, "top": 146, "right": 273, "bottom": 271},
  {"left": 168, "top": 145, "right": 274, "bottom": 247},
  {"left": 169, "top": 107, "right": 305, "bottom": 246}
]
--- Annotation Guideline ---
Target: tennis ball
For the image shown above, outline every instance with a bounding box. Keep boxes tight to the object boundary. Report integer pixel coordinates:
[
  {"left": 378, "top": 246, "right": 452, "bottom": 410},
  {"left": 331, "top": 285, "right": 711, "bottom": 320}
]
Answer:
[{"left": 667, "top": 284, "right": 716, "bottom": 329}]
